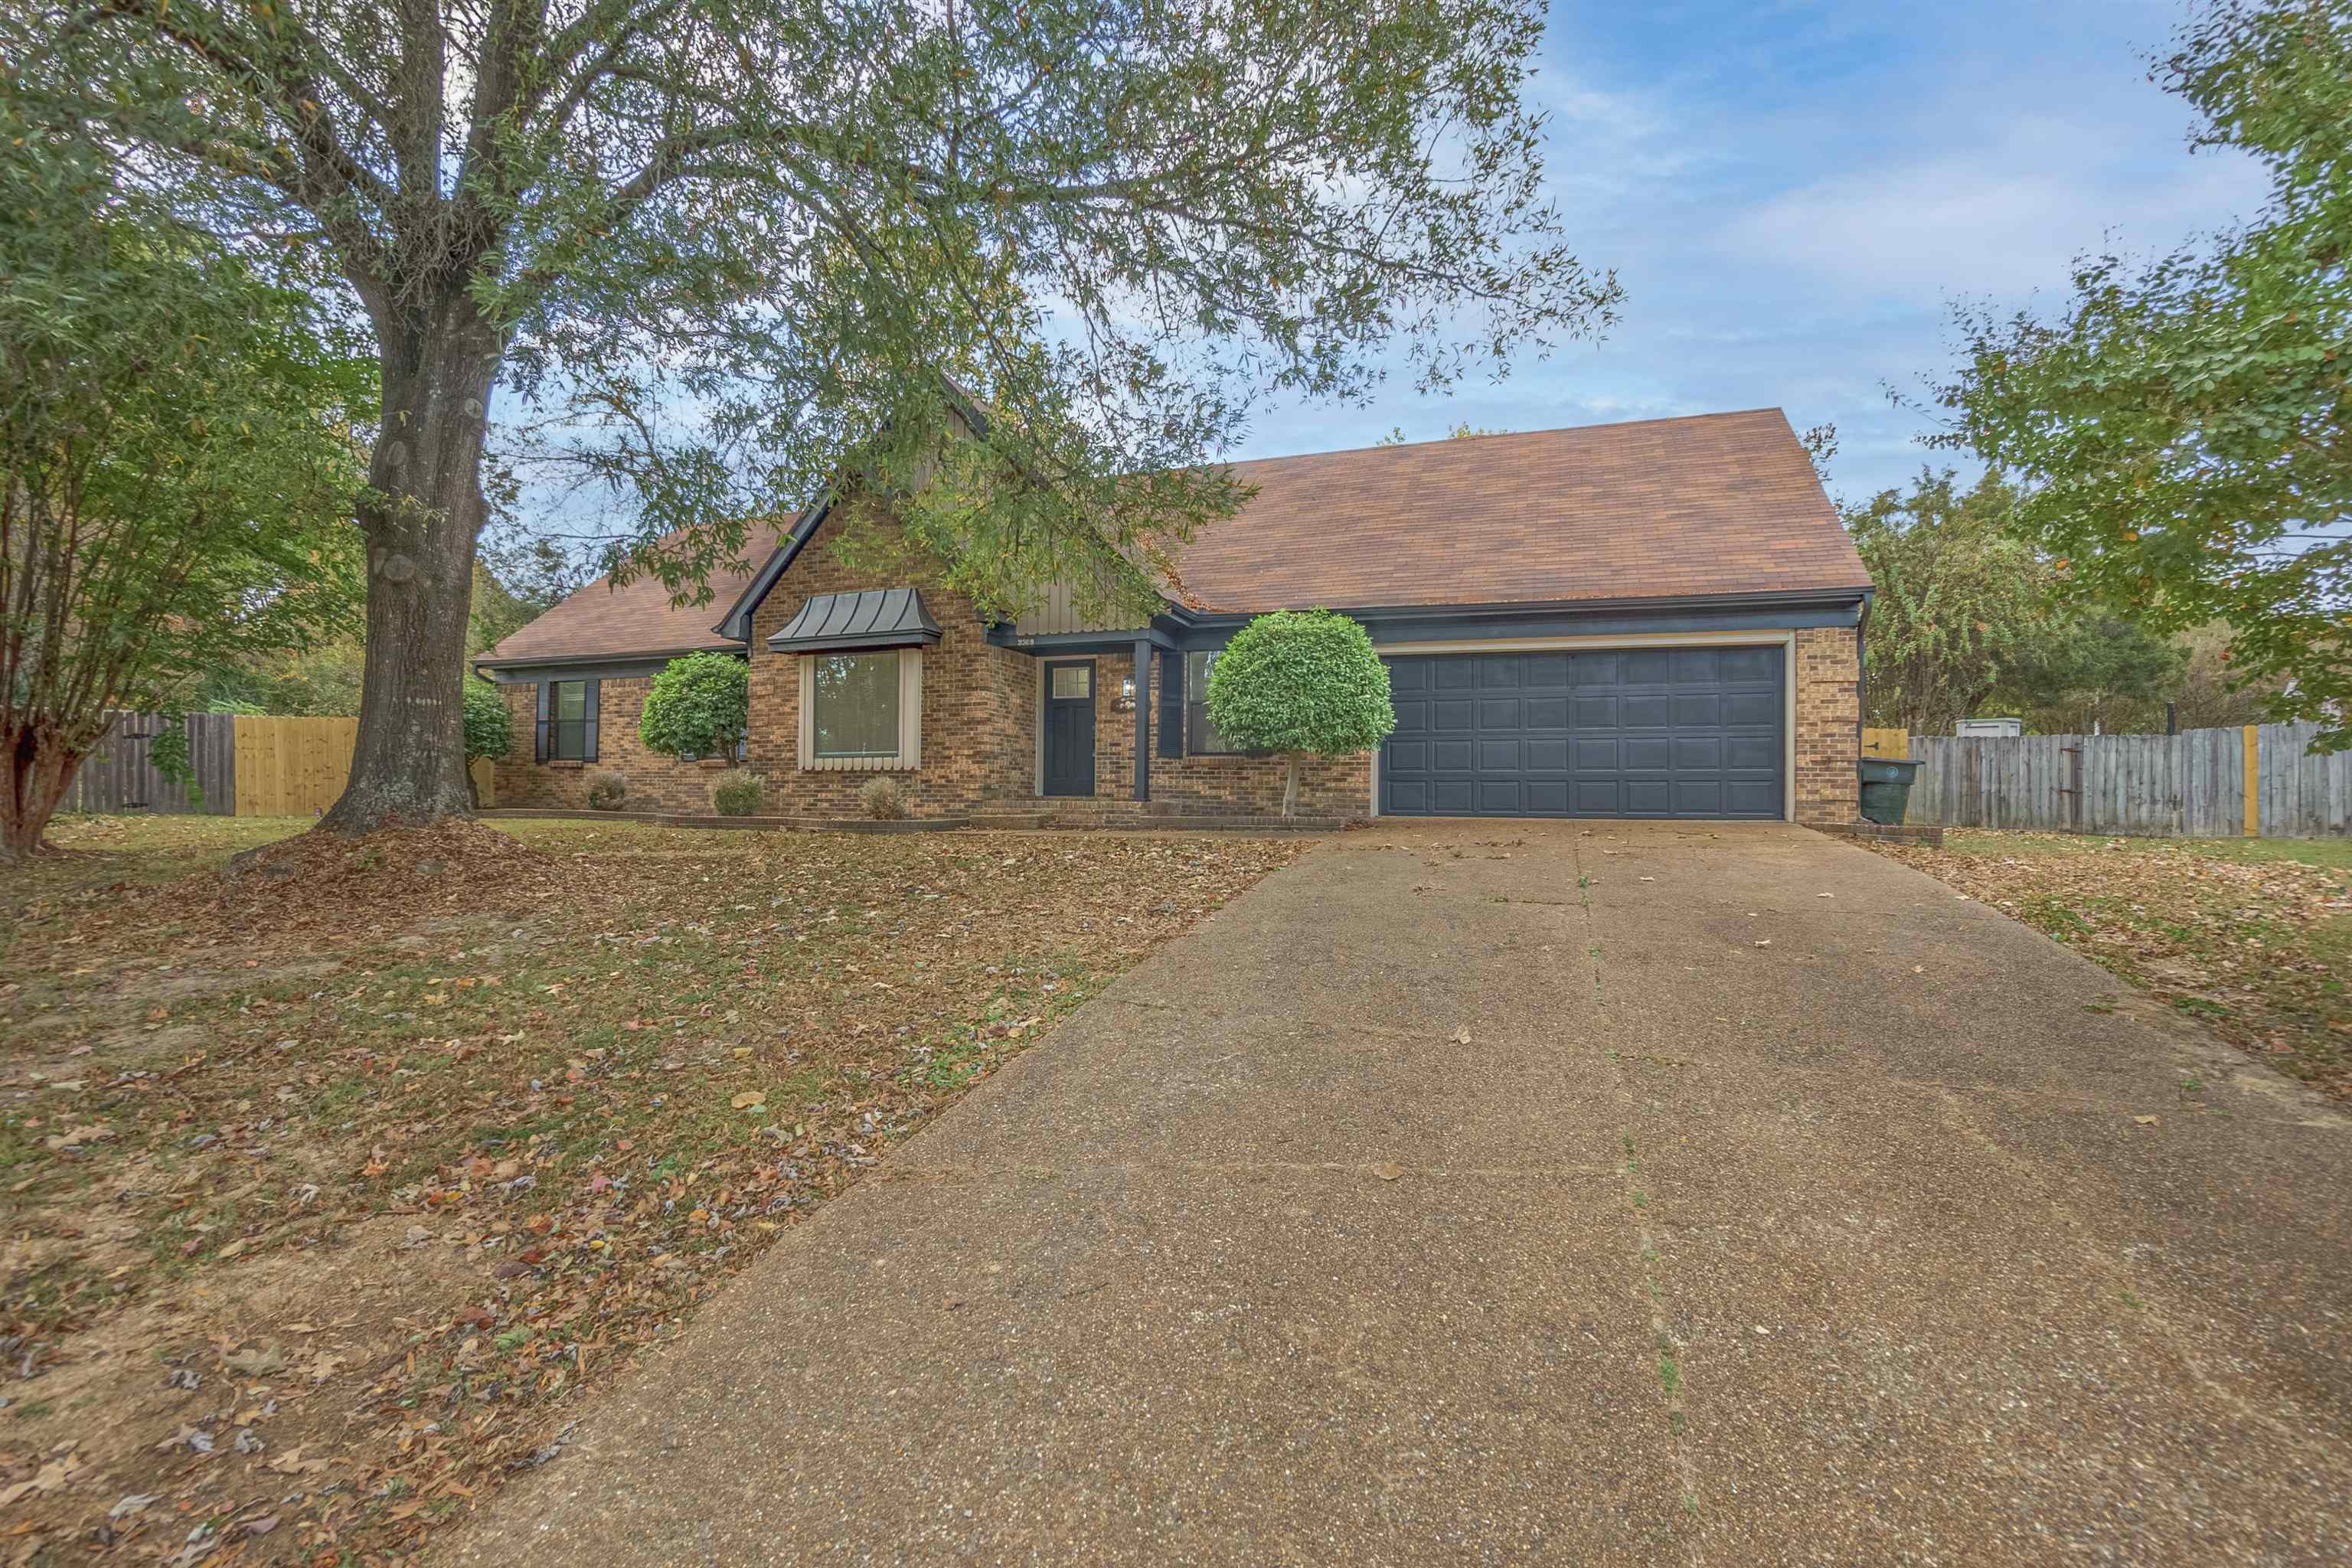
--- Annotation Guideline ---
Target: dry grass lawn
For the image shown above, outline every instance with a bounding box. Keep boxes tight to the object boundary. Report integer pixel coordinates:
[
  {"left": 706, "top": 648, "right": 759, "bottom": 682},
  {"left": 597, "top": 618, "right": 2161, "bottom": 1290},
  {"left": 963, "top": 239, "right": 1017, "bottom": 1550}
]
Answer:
[
  {"left": 1864, "top": 830, "right": 2350, "bottom": 1100},
  {"left": 0, "top": 814, "right": 1309, "bottom": 1564}
]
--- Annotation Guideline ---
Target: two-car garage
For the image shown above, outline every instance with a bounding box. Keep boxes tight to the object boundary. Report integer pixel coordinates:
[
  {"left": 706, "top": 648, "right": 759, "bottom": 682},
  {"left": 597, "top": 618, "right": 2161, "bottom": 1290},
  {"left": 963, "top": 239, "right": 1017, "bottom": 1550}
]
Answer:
[{"left": 1379, "top": 645, "right": 1785, "bottom": 819}]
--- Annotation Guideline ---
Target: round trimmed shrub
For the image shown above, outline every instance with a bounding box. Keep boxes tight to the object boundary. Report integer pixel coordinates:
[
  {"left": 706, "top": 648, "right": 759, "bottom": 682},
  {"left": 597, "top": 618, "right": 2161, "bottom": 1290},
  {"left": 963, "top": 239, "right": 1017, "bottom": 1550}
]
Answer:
[
  {"left": 1204, "top": 609, "right": 1394, "bottom": 815},
  {"left": 585, "top": 770, "right": 629, "bottom": 811},
  {"left": 639, "top": 652, "right": 750, "bottom": 761},
  {"left": 710, "top": 768, "right": 765, "bottom": 817}
]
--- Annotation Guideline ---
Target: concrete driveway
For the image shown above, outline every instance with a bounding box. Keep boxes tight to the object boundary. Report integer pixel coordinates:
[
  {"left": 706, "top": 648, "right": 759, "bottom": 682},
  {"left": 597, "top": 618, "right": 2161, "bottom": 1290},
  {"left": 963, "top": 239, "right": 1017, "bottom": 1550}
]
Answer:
[{"left": 457, "top": 821, "right": 2352, "bottom": 1566}]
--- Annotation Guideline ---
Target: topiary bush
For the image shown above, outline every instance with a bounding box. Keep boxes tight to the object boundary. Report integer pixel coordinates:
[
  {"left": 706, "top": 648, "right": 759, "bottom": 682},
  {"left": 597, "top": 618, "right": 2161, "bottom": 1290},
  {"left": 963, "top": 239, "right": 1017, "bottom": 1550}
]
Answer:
[
  {"left": 585, "top": 770, "right": 629, "bottom": 811},
  {"left": 1204, "top": 608, "right": 1395, "bottom": 815},
  {"left": 710, "top": 768, "right": 764, "bottom": 817},
  {"left": 639, "top": 651, "right": 750, "bottom": 761},
  {"left": 858, "top": 774, "right": 910, "bottom": 820}
]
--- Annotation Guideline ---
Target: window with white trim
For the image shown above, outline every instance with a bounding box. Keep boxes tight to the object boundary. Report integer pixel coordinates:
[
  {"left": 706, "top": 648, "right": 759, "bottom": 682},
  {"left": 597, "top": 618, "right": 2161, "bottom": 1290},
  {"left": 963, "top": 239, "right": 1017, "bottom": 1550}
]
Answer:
[
  {"left": 813, "top": 652, "right": 900, "bottom": 756},
  {"left": 799, "top": 648, "right": 923, "bottom": 769}
]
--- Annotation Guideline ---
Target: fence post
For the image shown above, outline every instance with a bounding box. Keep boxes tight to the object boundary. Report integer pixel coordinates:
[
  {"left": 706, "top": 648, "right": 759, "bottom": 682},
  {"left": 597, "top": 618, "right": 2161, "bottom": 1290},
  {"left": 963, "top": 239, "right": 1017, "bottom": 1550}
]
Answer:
[{"left": 2242, "top": 725, "right": 2259, "bottom": 838}]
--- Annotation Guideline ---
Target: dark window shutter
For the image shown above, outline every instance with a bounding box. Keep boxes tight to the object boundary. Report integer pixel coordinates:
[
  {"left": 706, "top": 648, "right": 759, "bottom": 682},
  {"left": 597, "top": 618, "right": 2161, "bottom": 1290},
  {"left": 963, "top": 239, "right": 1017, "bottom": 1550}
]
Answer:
[
  {"left": 582, "top": 678, "right": 601, "bottom": 761},
  {"left": 534, "top": 681, "right": 550, "bottom": 763},
  {"left": 1155, "top": 651, "right": 1184, "bottom": 759}
]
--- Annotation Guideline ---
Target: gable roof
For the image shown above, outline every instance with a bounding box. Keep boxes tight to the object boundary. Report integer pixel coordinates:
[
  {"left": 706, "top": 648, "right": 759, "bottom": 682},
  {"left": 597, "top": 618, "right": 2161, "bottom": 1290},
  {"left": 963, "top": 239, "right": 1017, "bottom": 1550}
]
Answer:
[
  {"left": 481, "top": 408, "right": 1866, "bottom": 670},
  {"left": 1174, "top": 409, "right": 1866, "bottom": 613},
  {"left": 478, "top": 521, "right": 793, "bottom": 668}
]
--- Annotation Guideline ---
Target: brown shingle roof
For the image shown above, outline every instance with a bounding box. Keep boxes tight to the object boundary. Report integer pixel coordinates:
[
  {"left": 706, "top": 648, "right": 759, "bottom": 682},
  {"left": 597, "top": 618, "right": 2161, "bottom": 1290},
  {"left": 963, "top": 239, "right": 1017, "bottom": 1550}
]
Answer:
[
  {"left": 480, "top": 523, "right": 791, "bottom": 666},
  {"left": 1174, "top": 408, "right": 1867, "bottom": 612},
  {"left": 485, "top": 409, "right": 1867, "bottom": 665}
]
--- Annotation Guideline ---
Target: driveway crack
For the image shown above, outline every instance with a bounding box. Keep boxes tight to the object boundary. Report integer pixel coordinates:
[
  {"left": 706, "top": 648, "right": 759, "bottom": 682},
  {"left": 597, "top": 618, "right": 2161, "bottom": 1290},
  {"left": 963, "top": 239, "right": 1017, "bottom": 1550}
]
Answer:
[{"left": 1576, "top": 834, "right": 1707, "bottom": 1560}]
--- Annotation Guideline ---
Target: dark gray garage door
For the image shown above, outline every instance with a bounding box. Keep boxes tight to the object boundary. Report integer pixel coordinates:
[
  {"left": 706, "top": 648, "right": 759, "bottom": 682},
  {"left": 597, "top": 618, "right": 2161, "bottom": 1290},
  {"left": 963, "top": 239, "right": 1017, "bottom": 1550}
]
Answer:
[{"left": 1380, "top": 647, "right": 1784, "bottom": 818}]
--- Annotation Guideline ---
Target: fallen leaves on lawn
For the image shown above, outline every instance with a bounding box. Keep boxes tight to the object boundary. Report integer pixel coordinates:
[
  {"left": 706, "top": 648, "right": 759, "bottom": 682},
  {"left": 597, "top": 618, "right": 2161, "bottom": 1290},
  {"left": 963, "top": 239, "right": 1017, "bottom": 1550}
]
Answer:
[
  {"left": 0, "top": 818, "right": 1311, "bottom": 1563},
  {"left": 1866, "top": 831, "right": 2348, "bottom": 1099}
]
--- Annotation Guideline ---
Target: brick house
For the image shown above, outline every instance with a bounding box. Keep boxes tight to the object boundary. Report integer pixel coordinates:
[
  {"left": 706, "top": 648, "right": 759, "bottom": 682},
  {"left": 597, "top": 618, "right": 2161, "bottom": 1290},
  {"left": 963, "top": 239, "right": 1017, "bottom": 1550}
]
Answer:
[{"left": 476, "top": 409, "right": 1873, "bottom": 823}]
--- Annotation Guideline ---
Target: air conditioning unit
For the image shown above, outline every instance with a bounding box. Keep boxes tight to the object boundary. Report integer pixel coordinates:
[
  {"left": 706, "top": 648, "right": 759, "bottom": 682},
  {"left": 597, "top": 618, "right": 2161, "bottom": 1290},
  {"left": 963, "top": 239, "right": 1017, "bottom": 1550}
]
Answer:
[{"left": 1954, "top": 717, "right": 2024, "bottom": 738}]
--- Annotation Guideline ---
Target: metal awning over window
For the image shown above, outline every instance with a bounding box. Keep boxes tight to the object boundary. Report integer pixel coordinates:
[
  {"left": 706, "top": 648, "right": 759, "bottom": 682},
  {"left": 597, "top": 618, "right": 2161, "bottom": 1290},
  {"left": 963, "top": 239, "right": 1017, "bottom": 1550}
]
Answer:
[{"left": 765, "top": 588, "right": 942, "bottom": 653}]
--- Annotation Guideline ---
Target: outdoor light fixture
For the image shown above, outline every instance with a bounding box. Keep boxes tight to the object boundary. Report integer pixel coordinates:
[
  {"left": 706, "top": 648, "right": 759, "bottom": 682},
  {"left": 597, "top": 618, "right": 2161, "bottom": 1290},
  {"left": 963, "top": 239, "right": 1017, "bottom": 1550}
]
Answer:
[{"left": 1116, "top": 677, "right": 1138, "bottom": 712}]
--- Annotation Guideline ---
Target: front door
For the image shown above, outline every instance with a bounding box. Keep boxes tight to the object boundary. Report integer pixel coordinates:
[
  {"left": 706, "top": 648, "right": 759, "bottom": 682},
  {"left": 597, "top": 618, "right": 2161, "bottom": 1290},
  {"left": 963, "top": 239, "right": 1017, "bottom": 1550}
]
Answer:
[{"left": 1043, "top": 661, "right": 1096, "bottom": 797}]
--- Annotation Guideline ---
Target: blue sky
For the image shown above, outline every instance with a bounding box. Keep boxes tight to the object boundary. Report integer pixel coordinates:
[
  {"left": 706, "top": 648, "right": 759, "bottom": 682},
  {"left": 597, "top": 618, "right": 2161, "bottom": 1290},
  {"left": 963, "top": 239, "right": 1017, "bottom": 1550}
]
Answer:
[{"left": 1238, "top": 0, "right": 2268, "bottom": 505}]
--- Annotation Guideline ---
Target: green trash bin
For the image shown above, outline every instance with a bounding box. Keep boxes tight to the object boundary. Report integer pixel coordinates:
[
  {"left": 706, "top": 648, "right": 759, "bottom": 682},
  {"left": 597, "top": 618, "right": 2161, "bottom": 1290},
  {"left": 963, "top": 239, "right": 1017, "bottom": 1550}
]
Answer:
[{"left": 1857, "top": 757, "right": 1919, "bottom": 825}]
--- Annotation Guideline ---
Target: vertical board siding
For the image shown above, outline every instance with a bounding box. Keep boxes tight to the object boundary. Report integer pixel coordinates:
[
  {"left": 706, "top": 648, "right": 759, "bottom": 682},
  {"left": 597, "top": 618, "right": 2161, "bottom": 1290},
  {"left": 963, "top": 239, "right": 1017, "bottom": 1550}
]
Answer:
[
  {"left": 231, "top": 716, "right": 359, "bottom": 817},
  {"left": 59, "top": 712, "right": 236, "bottom": 815},
  {"left": 1903, "top": 722, "right": 2345, "bottom": 838}
]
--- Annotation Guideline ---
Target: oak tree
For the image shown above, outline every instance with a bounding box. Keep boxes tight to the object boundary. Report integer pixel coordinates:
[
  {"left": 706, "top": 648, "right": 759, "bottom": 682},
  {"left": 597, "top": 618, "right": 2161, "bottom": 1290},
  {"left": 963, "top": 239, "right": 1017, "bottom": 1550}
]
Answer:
[{"left": 14, "top": 0, "right": 1618, "bottom": 831}]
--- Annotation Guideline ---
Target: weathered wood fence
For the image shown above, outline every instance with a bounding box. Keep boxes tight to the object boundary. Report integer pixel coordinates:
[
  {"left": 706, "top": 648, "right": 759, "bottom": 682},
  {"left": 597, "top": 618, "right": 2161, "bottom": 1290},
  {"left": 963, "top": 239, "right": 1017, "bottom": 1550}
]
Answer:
[
  {"left": 1900, "top": 721, "right": 2348, "bottom": 838},
  {"left": 57, "top": 711, "right": 240, "bottom": 815}
]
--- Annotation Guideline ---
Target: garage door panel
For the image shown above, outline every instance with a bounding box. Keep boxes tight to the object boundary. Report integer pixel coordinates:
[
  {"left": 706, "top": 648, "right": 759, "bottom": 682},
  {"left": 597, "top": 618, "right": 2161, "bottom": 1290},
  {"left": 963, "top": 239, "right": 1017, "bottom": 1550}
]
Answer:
[
  {"left": 1380, "top": 649, "right": 1785, "bottom": 819},
  {"left": 1478, "top": 697, "right": 1523, "bottom": 727},
  {"left": 1621, "top": 693, "right": 1674, "bottom": 728},
  {"left": 1622, "top": 736, "right": 1673, "bottom": 770},
  {"left": 1674, "top": 692, "right": 1722, "bottom": 727}
]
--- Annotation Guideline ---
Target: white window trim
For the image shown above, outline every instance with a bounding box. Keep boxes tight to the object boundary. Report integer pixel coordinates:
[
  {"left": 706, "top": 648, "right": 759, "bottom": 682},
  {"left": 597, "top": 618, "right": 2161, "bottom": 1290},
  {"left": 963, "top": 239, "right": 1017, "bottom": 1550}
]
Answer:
[{"left": 798, "top": 647, "right": 923, "bottom": 772}]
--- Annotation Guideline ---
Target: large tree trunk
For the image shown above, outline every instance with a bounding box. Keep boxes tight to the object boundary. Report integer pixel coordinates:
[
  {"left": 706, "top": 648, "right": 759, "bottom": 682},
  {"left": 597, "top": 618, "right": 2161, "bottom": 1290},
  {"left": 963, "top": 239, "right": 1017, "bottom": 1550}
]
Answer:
[
  {"left": 319, "top": 294, "right": 501, "bottom": 835},
  {"left": 1, "top": 721, "right": 86, "bottom": 864}
]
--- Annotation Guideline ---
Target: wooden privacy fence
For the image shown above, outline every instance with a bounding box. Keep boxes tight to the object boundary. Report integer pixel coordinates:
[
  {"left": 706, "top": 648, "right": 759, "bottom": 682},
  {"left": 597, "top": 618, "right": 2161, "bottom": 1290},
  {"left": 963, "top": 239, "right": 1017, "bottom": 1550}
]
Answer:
[
  {"left": 57, "top": 711, "right": 240, "bottom": 815},
  {"left": 1900, "top": 721, "right": 2349, "bottom": 838},
  {"left": 231, "top": 716, "right": 358, "bottom": 817},
  {"left": 1861, "top": 727, "right": 1909, "bottom": 760},
  {"left": 62, "top": 714, "right": 364, "bottom": 818},
  {"left": 64, "top": 714, "right": 501, "bottom": 816}
]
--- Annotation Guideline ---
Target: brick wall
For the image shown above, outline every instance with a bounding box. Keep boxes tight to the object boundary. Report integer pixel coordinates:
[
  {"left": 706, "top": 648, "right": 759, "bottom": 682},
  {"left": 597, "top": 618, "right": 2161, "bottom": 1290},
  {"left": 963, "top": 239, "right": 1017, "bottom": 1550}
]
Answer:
[
  {"left": 491, "top": 675, "right": 743, "bottom": 812},
  {"left": 1792, "top": 625, "right": 1862, "bottom": 824}
]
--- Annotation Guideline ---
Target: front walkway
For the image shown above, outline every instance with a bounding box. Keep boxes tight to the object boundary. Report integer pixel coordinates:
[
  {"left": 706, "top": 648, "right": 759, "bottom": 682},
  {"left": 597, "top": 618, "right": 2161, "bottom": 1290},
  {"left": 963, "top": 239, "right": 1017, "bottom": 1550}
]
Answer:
[{"left": 456, "top": 820, "right": 2352, "bottom": 1566}]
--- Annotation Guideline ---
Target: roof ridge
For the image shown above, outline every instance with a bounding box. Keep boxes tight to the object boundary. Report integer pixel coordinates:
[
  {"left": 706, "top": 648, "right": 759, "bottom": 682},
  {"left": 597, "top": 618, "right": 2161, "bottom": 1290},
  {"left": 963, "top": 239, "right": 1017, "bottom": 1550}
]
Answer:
[{"left": 1219, "top": 407, "right": 1790, "bottom": 469}]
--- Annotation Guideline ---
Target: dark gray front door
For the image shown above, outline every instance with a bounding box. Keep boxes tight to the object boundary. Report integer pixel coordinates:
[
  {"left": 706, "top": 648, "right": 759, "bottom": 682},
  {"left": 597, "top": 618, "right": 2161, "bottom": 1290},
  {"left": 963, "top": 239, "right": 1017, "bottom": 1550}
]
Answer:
[
  {"left": 1043, "top": 661, "right": 1096, "bottom": 797},
  {"left": 1380, "top": 647, "right": 1784, "bottom": 818}
]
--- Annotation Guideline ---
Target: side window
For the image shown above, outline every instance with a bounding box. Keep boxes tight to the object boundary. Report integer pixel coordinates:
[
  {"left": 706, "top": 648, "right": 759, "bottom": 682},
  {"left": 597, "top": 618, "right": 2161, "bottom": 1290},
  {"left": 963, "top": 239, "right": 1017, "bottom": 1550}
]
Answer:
[
  {"left": 550, "top": 680, "right": 591, "bottom": 760},
  {"left": 1186, "top": 650, "right": 1236, "bottom": 755}
]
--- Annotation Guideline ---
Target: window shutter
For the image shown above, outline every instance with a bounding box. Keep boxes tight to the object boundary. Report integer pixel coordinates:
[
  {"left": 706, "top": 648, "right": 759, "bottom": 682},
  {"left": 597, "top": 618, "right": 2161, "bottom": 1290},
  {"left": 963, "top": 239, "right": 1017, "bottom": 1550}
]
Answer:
[
  {"left": 534, "top": 681, "right": 550, "bottom": 763},
  {"left": 582, "top": 679, "right": 601, "bottom": 761},
  {"left": 1156, "top": 651, "right": 1184, "bottom": 759}
]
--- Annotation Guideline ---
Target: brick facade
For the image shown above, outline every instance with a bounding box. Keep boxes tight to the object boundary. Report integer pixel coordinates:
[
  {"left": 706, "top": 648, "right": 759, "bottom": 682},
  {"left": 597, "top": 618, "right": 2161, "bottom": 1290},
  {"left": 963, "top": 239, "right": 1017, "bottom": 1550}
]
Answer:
[
  {"left": 490, "top": 503, "right": 1858, "bottom": 825},
  {"left": 1792, "top": 625, "right": 1862, "bottom": 825}
]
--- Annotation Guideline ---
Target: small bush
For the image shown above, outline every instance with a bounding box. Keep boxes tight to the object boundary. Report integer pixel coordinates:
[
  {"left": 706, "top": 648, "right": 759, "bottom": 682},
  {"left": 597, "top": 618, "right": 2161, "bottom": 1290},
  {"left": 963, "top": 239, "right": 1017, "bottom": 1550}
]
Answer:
[
  {"left": 858, "top": 775, "right": 910, "bottom": 820},
  {"left": 585, "top": 770, "right": 629, "bottom": 811},
  {"left": 710, "top": 768, "right": 765, "bottom": 817}
]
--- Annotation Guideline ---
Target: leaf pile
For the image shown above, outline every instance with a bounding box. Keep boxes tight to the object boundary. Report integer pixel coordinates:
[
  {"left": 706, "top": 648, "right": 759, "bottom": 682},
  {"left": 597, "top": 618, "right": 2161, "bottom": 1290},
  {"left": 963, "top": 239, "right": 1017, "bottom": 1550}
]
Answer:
[
  {"left": 0, "top": 815, "right": 1309, "bottom": 1563},
  {"left": 1867, "top": 831, "right": 2349, "bottom": 1098}
]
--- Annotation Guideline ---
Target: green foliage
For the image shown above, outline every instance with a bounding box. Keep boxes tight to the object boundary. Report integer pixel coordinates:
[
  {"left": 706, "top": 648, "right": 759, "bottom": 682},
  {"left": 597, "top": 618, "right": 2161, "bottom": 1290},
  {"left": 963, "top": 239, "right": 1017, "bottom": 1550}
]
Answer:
[
  {"left": 13, "top": 0, "right": 1618, "bottom": 636},
  {"left": 586, "top": 772, "right": 631, "bottom": 812},
  {"left": 710, "top": 769, "right": 766, "bottom": 818},
  {"left": 1847, "top": 472, "right": 2053, "bottom": 733},
  {"left": 146, "top": 718, "right": 202, "bottom": 807},
  {"left": 1206, "top": 610, "right": 1393, "bottom": 814},
  {"left": 639, "top": 654, "right": 751, "bottom": 762},
  {"left": 1934, "top": 0, "right": 2352, "bottom": 749},
  {"left": 462, "top": 682, "right": 514, "bottom": 763},
  {"left": 1989, "top": 616, "right": 2187, "bottom": 735},
  {"left": 0, "top": 98, "right": 366, "bottom": 851}
]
